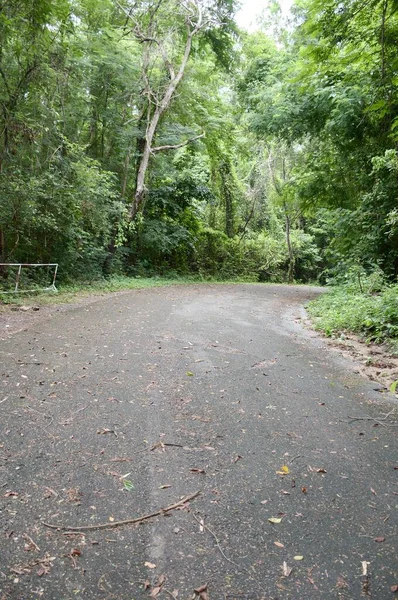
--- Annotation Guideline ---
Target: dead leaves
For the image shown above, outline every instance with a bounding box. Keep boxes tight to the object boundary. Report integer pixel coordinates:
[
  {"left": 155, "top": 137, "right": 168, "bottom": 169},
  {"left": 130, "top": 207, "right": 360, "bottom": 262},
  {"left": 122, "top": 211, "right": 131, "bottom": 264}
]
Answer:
[
  {"left": 150, "top": 574, "right": 166, "bottom": 597},
  {"left": 282, "top": 561, "right": 292, "bottom": 577},
  {"left": 194, "top": 584, "right": 209, "bottom": 600},
  {"left": 11, "top": 554, "right": 55, "bottom": 579}
]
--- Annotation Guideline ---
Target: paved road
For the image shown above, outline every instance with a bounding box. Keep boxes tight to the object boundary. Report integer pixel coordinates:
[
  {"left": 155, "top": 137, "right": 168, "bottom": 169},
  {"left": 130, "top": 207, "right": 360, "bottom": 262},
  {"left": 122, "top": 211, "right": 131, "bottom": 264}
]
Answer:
[{"left": 0, "top": 284, "right": 397, "bottom": 600}]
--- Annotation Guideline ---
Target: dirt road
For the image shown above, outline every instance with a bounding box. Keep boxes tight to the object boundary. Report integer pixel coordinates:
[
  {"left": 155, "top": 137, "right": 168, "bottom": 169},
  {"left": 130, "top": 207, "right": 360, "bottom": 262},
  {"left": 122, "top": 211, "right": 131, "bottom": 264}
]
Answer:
[{"left": 0, "top": 284, "right": 397, "bottom": 599}]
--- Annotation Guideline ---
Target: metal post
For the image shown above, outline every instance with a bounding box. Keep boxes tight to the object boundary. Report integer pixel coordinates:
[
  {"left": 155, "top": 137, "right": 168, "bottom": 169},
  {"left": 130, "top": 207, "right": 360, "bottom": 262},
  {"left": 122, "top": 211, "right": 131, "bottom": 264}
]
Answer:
[
  {"left": 52, "top": 264, "right": 58, "bottom": 291},
  {"left": 15, "top": 264, "right": 22, "bottom": 292}
]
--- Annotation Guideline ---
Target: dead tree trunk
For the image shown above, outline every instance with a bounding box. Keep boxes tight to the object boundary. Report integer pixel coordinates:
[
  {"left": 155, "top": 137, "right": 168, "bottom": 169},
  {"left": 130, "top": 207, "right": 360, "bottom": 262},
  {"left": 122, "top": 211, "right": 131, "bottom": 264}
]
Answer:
[{"left": 128, "top": 2, "right": 203, "bottom": 220}]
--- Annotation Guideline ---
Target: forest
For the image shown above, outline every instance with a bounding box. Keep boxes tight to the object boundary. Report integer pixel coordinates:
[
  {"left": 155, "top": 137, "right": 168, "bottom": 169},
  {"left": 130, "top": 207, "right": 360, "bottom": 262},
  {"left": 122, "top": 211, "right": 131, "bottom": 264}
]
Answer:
[{"left": 0, "top": 0, "right": 398, "bottom": 345}]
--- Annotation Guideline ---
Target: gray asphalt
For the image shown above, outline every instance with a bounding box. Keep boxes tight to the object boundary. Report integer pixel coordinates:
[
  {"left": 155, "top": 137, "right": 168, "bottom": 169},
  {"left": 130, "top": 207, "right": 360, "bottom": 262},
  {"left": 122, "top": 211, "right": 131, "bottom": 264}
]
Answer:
[{"left": 0, "top": 284, "right": 397, "bottom": 600}]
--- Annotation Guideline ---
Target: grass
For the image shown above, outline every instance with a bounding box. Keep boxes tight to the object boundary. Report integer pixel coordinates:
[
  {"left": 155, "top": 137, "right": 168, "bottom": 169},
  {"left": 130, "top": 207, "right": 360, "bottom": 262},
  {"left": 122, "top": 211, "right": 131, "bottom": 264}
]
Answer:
[
  {"left": 307, "top": 283, "right": 398, "bottom": 353},
  {"left": 0, "top": 273, "right": 261, "bottom": 307}
]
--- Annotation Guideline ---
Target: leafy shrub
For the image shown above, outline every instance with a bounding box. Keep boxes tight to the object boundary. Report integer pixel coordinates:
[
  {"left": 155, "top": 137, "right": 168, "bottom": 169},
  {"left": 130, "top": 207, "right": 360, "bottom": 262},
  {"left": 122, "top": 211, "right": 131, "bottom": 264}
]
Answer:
[{"left": 308, "top": 281, "right": 398, "bottom": 346}]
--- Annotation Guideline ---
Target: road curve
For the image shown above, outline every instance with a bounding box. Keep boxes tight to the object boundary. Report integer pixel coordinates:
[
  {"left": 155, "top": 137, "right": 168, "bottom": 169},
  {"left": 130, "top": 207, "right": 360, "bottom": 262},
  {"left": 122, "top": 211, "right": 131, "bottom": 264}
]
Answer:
[{"left": 0, "top": 284, "right": 397, "bottom": 600}]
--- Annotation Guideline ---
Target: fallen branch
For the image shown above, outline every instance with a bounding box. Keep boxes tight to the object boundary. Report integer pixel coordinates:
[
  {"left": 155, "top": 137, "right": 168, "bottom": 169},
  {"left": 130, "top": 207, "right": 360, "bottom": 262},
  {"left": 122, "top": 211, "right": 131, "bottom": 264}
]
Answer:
[
  {"left": 346, "top": 409, "right": 398, "bottom": 427},
  {"left": 42, "top": 491, "right": 200, "bottom": 532}
]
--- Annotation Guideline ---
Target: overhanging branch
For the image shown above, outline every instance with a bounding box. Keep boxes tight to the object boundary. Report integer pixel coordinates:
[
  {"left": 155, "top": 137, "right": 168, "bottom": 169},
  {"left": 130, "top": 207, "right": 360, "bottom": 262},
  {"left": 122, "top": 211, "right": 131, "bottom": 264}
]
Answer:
[{"left": 151, "top": 132, "right": 205, "bottom": 153}]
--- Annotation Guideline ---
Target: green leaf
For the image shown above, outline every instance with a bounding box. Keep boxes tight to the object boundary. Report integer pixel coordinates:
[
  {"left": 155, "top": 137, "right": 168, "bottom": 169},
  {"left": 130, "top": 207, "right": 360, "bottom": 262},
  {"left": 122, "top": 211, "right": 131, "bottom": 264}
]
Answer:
[
  {"left": 389, "top": 380, "right": 398, "bottom": 394},
  {"left": 123, "top": 479, "right": 134, "bottom": 491}
]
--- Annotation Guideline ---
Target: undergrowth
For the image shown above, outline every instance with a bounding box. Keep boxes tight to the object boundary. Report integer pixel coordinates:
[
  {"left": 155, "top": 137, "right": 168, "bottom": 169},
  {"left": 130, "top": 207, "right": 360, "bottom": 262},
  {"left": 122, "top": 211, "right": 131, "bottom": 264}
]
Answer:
[{"left": 307, "top": 278, "right": 398, "bottom": 353}]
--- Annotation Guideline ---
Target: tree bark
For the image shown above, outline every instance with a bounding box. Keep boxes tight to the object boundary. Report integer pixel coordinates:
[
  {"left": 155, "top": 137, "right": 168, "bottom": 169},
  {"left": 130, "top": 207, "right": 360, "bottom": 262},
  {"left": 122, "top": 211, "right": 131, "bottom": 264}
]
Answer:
[
  {"left": 284, "top": 203, "right": 295, "bottom": 284},
  {"left": 128, "top": 3, "right": 203, "bottom": 220}
]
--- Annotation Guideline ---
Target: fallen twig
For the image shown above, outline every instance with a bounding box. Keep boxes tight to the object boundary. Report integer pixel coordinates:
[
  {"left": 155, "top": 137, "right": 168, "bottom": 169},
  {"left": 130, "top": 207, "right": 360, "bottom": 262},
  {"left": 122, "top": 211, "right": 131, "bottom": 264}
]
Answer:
[
  {"left": 42, "top": 491, "right": 200, "bottom": 532},
  {"left": 150, "top": 441, "right": 183, "bottom": 451},
  {"left": 346, "top": 410, "right": 398, "bottom": 427},
  {"left": 192, "top": 512, "right": 251, "bottom": 575},
  {"left": 22, "top": 533, "right": 40, "bottom": 552}
]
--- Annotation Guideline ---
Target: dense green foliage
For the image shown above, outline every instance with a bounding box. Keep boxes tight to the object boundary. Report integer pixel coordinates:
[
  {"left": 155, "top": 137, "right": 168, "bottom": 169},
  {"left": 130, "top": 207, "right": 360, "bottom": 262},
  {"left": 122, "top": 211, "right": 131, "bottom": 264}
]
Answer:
[
  {"left": 0, "top": 0, "right": 397, "bottom": 297},
  {"left": 307, "top": 276, "right": 398, "bottom": 352}
]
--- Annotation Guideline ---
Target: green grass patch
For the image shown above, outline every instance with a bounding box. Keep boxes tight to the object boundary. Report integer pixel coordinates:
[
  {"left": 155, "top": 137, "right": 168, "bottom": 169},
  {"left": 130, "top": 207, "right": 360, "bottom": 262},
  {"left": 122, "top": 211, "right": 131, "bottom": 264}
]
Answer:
[
  {"left": 307, "top": 284, "right": 398, "bottom": 351},
  {"left": 0, "top": 273, "right": 262, "bottom": 307}
]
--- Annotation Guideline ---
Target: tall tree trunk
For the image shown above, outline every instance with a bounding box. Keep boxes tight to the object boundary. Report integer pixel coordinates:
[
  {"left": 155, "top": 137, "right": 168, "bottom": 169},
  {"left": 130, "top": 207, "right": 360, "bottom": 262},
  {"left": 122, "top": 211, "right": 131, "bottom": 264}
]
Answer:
[
  {"left": 220, "top": 159, "right": 235, "bottom": 238},
  {"left": 284, "top": 203, "right": 294, "bottom": 284},
  {"left": 129, "top": 12, "right": 202, "bottom": 219}
]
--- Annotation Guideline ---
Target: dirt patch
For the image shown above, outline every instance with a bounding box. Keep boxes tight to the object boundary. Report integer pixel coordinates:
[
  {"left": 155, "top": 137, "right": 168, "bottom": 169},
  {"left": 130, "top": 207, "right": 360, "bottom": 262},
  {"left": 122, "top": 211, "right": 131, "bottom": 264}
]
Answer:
[
  {"left": 326, "top": 334, "right": 398, "bottom": 391},
  {"left": 0, "top": 293, "right": 113, "bottom": 339}
]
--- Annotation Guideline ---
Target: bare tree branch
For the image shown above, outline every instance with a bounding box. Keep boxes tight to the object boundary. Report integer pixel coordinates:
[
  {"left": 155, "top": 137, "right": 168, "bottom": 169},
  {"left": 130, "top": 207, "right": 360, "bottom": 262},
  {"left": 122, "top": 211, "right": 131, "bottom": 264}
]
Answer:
[{"left": 151, "top": 131, "right": 205, "bottom": 153}]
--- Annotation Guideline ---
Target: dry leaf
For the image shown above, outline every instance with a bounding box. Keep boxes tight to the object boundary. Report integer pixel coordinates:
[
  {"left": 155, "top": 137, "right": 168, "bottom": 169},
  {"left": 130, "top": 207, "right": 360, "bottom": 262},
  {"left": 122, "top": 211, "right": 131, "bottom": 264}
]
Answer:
[
  {"left": 361, "top": 562, "right": 369, "bottom": 576},
  {"left": 370, "top": 487, "right": 377, "bottom": 496},
  {"left": 274, "top": 541, "right": 284, "bottom": 548},
  {"left": 280, "top": 490, "right": 291, "bottom": 495},
  {"left": 159, "top": 484, "right": 171, "bottom": 489},
  {"left": 268, "top": 517, "right": 282, "bottom": 524},
  {"left": 374, "top": 536, "right": 385, "bottom": 543},
  {"left": 190, "top": 468, "right": 206, "bottom": 474},
  {"left": 151, "top": 578, "right": 166, "bottom": 599},
  {"left": 151, "top": 587, "right": 161, "bottom": 597},
  {"left": 336, "top": 576, "right": 348, "bottom": 589},
  {"left": 234, "top": 455, "right": 243, "bottom": 463},
  {"left": 301, "top": 487, "right": 307, "bottom": 494},
  {"left": 144, "top": 561, "right": 156, "bottom": 569},
  {"left": 391, "top": 584, "right": 398, "bottom": 593},
  {"left": 294, "top": 555, "right": 304, "bottom": 561},
  {"left": 276, "top": 465, "right": 290, "bottom": 475},
  {"left": 194, "top": 584, "right": 209, "bottom": 599},
  {"left": 316, "top": 468, "right": 327, "bottom": 473},
  {"left": 282, "top": 561, "right": 292, "bottom": 577},
  {"left": 144, "top": 580, "right": 151, "bottom": 590}
]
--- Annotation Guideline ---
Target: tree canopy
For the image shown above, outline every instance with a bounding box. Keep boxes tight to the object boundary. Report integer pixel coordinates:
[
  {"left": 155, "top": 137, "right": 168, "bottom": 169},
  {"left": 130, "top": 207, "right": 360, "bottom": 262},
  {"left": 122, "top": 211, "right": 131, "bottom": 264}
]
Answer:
[{"left": 1, "top": 0, "right": 397, "bottom": 286}]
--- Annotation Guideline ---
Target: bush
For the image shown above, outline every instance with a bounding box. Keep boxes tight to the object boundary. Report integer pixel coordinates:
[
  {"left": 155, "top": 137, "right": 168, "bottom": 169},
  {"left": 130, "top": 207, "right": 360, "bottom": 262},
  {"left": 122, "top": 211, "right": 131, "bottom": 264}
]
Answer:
[{"left": 308, "top": 278, "right": 398, "bottom": 346}]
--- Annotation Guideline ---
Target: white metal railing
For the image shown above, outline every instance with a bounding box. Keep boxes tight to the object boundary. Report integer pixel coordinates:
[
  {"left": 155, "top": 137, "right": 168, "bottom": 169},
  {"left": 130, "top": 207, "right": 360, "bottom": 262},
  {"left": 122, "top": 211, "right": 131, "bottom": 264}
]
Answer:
[{"left": 0, "top": 263, "right": 58, "bottom": 293}]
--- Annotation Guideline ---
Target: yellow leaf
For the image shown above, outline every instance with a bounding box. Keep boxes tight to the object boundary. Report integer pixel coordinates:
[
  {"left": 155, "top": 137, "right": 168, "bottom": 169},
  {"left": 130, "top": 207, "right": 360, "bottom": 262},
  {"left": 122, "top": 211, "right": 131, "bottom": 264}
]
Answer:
[
  {"left": 276, "top": 466, "right": 289, "bottom": 475},
  {"left": 268, "top": 517, "right": 282, "bottom": 524},
  {"left": 109, "top": 517, "right": 114, "bottom": 522},
  {"left": 293, "top": 555, "right": 304, "bottom": 561}
]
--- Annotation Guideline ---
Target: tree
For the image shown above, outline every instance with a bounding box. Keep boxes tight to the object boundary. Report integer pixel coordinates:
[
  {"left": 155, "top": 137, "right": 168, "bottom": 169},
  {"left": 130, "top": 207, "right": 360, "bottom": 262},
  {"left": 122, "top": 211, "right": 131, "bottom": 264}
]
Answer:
[{"left": 118, "top": 0, "right": 236, "bottom": 219}]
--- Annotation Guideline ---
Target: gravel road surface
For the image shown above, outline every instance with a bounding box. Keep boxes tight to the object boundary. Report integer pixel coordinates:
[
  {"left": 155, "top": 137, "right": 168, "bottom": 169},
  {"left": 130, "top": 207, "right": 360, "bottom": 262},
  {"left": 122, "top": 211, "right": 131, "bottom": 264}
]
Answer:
[{"left": 0, "top": 284, "right": 397, "bottom": 600}]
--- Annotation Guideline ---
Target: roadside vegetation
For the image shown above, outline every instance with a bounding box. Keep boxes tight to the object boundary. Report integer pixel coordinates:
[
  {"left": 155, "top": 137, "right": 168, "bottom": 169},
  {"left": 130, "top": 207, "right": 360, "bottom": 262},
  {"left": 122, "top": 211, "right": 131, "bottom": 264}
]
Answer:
[{"left": 308, "top": 271, "right": 398, "bottom": 354}]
